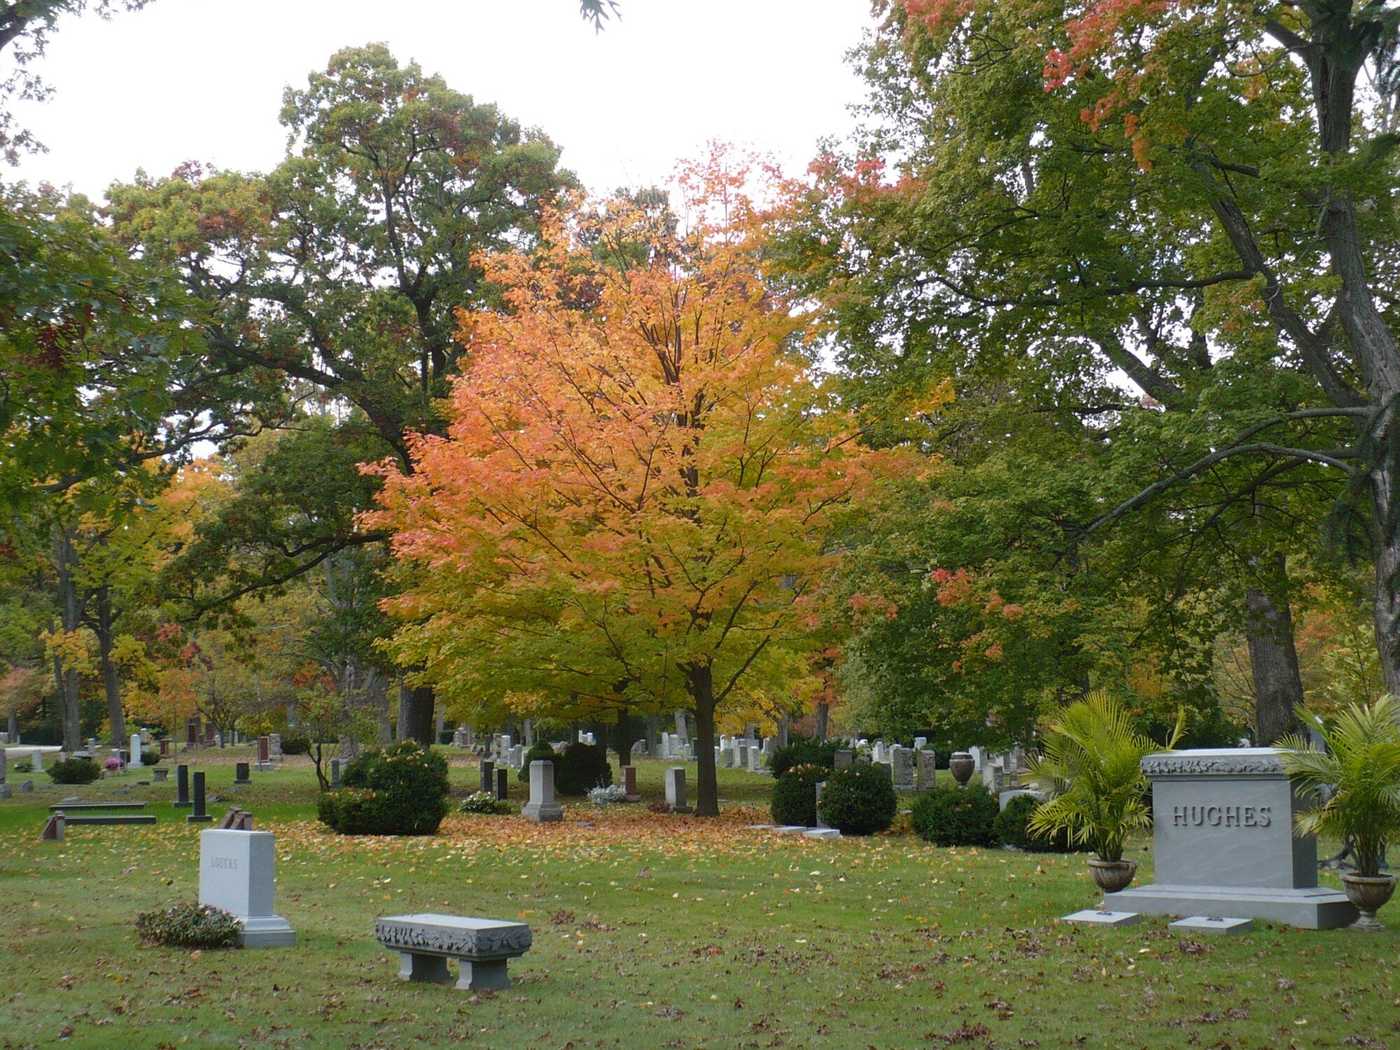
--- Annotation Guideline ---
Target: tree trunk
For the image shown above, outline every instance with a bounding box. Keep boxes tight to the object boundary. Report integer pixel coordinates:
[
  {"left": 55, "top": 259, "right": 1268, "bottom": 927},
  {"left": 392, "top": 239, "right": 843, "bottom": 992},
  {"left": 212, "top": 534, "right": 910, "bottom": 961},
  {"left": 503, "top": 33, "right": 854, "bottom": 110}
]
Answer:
[
  {"left": 687, "top": 664, "right": 719, "bottom": 817},
  {"left": 400, "top": 682, "right": 435, "bottom": 745},
  {"left": 1369, "top": 450, "right": 1400, "bottom": 696},
  {"left": 1244, "top": 554, "right": 1304, "bottom": 745},
  {"left": 95, "top": 585, "right": 125, "bottom": 747},
  {"left": 52, "top": 526, "right": 83, "bottom": 752},
  {"left": 813, "top": 701, "right": 829, "bottom": 742}
]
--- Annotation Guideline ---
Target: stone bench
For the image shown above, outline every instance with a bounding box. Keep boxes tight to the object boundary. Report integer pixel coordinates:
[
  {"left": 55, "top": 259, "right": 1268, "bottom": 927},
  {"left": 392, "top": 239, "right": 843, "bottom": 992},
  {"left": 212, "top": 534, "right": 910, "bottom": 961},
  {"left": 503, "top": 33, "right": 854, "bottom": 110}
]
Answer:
[{"left": 375, "top": 913, "right": 532, "bottom": 991}]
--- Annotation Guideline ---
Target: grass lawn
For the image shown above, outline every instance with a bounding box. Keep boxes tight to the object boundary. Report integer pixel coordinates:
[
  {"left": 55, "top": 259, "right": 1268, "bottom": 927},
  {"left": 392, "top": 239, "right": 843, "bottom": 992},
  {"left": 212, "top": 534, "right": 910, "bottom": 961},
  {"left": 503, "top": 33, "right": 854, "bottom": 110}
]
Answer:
[{"left": 0, "top": 747, "right": 1396, "bottom": 1049}]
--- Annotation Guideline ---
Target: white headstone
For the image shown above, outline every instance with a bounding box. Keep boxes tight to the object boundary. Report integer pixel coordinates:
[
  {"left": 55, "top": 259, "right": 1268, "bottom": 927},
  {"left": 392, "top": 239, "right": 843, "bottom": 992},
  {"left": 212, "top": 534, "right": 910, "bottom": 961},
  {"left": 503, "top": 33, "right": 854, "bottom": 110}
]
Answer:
[
  {"left": 198, "top": 829, "right": 296, "bottom": 947},
  {"left": 130, "top": 733, "right": 143, "bottom": 769},
  {"left": 30, "top": 748, "right": 43, "bottom": 773},
  {"left": 522, "top": 760, "right": 563, "bottom": 822},
  {"left": 664, "top": 767, "right": 690, "bottom": 812}
]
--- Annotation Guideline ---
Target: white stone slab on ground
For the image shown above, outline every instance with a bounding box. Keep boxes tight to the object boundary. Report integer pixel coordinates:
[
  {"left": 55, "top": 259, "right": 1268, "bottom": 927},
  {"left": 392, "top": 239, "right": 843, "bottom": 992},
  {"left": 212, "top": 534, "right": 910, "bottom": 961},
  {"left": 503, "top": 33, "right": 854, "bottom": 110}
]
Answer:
[
  {"left": 1061, "top": 909, "right": 1141, "bottom": 927},
  {"left": 803, "top": 828, "right": 841, "bottom": 840},
  {"left": 1170, "top": 915, "right": 1253, "bottom": 935},
  {"left": 773, "top": 826, "right": 808, "bottom": 834}
]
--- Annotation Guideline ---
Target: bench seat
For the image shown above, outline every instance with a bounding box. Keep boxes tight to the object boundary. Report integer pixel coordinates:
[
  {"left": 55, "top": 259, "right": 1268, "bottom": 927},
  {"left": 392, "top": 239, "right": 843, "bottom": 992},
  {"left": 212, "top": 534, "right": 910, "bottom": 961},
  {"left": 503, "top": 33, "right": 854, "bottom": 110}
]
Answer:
[{"left": 374, "top": 913, "right": 532, "bottom": 991}]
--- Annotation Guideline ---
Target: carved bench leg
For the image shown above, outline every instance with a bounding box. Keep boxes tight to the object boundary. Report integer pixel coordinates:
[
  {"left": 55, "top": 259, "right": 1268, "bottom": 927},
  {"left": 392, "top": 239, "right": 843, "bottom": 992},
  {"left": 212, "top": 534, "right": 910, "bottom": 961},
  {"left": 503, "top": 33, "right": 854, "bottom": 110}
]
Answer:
[
  {"left": 398, "top": 952, "right": 452, "bottom": 983},
  {"left": 455, "top": 958, "right": 511, "bottom": 991}
]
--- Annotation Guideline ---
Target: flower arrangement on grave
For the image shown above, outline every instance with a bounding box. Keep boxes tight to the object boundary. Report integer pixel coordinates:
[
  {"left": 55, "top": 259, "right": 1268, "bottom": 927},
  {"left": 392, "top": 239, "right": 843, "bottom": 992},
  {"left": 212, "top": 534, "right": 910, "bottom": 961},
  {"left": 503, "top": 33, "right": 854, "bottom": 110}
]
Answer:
[
  {"left": 1279, "top": 696, "right": 1400, "bottom": 931},
  {"left": 104, "top": 755, "right": 122, "bottom": 771},
  {"left": 135, "top": 902, "right": 242, "bottom": 949},
  {"left": 587, "top": 783, "right": 627, "bottom": 806},
  {"left": 1027, "top": 692, "right": 1183, "bottom": 894},
  {"left": 460, "top": 790, "right": 513, "bottom": 815}
]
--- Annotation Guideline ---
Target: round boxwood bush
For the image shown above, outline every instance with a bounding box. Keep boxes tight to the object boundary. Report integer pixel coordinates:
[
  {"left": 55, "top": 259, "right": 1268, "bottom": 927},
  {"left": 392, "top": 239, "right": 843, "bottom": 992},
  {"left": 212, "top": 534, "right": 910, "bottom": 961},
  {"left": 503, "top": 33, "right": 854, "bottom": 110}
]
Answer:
[
  {"left": 770, "top": 763, "right": 825, "bottom": 826},
  {"left": 517, "top": 741, "right": 558, "bottom": 782},
  {"left": 318, "top": 741, "right": 450, "bottom": 835},
  {"left": 911, "top": 783, "right": 1000, "bottom": 847},
  {"left": 47, "top": 757, "right": 100, "bottom": 785},
  {"left": 553, "top": 742, "right": 612, "bottom": 796},
  {"left": 280, "top": 733, "right": 311, "bottom": 756},
  {"left": 818, "top": 763, "right": 897, "bottom": 835},
  {"left": 140, "top": 750, "right": 161, "bottom": 766},
  {"left": 136, "top": 902, "right": 242, "bottom": 948},
  {"left": 993, "top": 793, "right": 1077, "bottom": 852},
  {"left": 769, "top": 737, "right": 840, "bottom": 779}
]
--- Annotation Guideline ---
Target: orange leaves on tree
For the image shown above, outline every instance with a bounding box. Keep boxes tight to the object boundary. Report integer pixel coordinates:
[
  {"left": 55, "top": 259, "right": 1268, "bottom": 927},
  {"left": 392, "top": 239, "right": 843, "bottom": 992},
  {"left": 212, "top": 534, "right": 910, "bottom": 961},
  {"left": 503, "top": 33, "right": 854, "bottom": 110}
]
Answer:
[{"left": 368, "top": 157, "right": 918, "bottom": 813}]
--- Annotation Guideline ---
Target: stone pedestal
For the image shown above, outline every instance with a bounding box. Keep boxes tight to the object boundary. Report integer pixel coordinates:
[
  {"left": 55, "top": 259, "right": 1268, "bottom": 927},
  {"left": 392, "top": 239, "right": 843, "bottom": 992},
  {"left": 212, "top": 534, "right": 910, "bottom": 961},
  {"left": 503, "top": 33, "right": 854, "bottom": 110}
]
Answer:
[
  {"left": 1105, "top": 749, "right": 1356, "bottom": 929},
  {"left": 521, "top": 760, "right": 563, "bottom": 822},
  {"left": 198, "top": 829, "right": 296, "bottom": 948}
]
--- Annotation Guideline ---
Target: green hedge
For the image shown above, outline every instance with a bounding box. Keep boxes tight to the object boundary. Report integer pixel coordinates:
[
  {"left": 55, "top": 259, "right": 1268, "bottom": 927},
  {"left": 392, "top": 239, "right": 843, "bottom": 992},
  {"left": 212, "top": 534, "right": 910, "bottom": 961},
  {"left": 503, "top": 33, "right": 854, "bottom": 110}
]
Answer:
[
  {"left": 517, "top": 741, "right": 558, "bottom": 782},
  {"left": 319, "top": 741, "right": 450, "bottom": 835},
  {"left": 769, "top": 737, "right": 840, "bottom": 779},
  {"left": 770, "top": 763, "right": 825, "bottom": 826},
  {"left": 911, "top": 784, "right": 1000, "bottom": 847},
  {"left": 818, "top": 763, "right": 897, "bottom": 835},
  {"left": 48, "top": 757, "right": 100, "bottom": 785},
  {"left": 993, "top": 793, "right": 1077, "bottom": 852},
  {"left": 554, "top": 742, "right": 612, "bottom": 796}
]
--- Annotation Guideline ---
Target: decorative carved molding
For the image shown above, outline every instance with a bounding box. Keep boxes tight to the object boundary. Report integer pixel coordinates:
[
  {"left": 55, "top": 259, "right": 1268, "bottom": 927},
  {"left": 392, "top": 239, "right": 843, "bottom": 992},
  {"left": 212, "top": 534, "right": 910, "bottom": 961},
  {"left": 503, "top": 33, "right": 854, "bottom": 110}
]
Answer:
[
  {"left": 1141, "top": 754, "right": 1286, "bottom": 778},
  {"left": 375, "top": 918, "right": 533, "bottom": 959}
]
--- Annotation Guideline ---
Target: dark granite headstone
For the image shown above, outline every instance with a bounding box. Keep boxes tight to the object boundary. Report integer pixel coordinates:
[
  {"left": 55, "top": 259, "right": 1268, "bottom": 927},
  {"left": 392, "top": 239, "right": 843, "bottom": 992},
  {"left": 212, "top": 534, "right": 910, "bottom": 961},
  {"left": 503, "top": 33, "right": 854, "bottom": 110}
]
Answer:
[
  {"left": 174, "top": 764, "right": 191, "bottom": 807},
  {"left": 187, "top": 771, "right": 212, "bottom": 823}
]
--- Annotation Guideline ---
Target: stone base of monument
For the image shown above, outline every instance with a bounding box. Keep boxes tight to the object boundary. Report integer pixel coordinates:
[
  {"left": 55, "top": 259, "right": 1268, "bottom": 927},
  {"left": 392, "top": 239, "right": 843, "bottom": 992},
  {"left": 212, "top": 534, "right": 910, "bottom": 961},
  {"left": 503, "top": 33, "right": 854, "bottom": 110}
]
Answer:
[
  {"left": 1104, "top": 884, "right": 1355, "bottom": 930},
  {"left": 773, "top": 825, "right": 807, "bottom": 834},
  {"left": 1170, "top": 915, "right": 1253, "bottom": 935},
  {"left": 1061, "top": 909, "right": 1141, "bottom": 927},
  {"left": 376, "top": 914, "right": 532, "bottom": 992},
  {"left": 803, "top": 828, "right": 841, "bottom": 840}
]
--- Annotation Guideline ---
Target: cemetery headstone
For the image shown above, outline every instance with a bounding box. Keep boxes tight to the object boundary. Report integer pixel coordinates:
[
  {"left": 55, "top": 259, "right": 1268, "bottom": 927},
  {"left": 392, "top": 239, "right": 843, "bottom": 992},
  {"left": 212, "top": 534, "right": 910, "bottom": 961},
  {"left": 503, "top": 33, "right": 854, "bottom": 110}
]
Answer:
[
  {"left": 521, "top": 759, "right": 563, "bottom": 822},
  {"left": 159, "top": 738, "right": 169, "bottom": 756},
  {"left": 186, "top": 719, "right": 199, "bottom": 748},
  {"left": 130, "top": 733, "right": 142, "bottom": 769},
  {"left": 621, "top": 765, "right": 640, "bottom": 802},
  {"left": 234, "top": 762, "right": 251, "bottom": 785},
  {"left": 174, "top": 764, "right": 191, "bottom": 807},
  {"left": 630, "top": 740, "right": 648, "bottom": 760},
  {"left": 330, "top": 758, "right": 341, "bottom": 788},
  {"left": 268, "top": 733, "right": 282, "bottom": 761},
  {"left": 479, "top": 759, "right": 495, "bottom": 794},
  {"left": 187, "top": 771, "right": 212, "bottom": 823},
  {"left": 198, "top": 828, "right": 296, "bottom": 947},
  {"left": 41, "top": 811, "right": 64, "bottom": 841},
  {"left": 814, "top": 781, "right": 828, "bottom": 829},
  {"left": 664, "top": 767, "right": 691, "bottom": 814},
  {"left": 495, "top": 767, "right": 509, "bottom": 802},
  {"left": 256, "top": 736, "right": 272, "bottom": 771},
  {"left": 30, "top": 748, "right": 43, "bottom": 773},
  {"left": 19, "top": 779, "right": 33, "bottom": 792},
  {"left": 891, "top": 746, "right": 916, "bottom": 791},
  {"left": 1104, "top": 748, "right": 1356, "bottom": 929},
  {"left": 719, "top": 747, "right": 734, "bottom": 769},
  {"left": 914, "top": 736, "right": 927, "bottom": 750},
  {"left": 153, "top": 768, "right": 168, "bottom": 783},
  {"left": 747, "top": 746, "right": 762, "bottom": 773},
  {"left": 916, "top": 749, "right": 938, "bottom": 791},
  {"left": 834, "top": 749, "right": 853, "bottom": 770}
]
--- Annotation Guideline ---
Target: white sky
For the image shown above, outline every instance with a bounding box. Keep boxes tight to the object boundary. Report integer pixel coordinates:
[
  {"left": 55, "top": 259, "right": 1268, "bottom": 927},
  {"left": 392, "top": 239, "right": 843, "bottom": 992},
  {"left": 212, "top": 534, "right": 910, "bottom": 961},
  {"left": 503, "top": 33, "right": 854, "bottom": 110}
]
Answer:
[{"left": 10, "top": 0, "right": 877, "bottom": 199}]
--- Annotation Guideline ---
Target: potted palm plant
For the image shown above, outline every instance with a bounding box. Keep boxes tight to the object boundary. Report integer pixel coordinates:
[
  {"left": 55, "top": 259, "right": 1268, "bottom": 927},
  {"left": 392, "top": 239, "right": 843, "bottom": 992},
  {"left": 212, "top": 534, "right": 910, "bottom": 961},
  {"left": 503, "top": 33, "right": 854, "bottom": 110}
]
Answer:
[
  {"left": 1027, "top": 692, "right": 1183, "bottom": 897},
  {"left": 1278, "top": 697, "right": 1400, "bottom": 931}
]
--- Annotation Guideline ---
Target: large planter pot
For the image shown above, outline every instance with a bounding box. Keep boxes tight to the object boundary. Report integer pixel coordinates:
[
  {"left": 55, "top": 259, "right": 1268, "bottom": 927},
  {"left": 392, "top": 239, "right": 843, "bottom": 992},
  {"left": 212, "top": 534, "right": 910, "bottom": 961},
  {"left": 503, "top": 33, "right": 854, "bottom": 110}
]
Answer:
[
  {"left": 949, "top": 752, "right": 975, "bottom": 787},
  {"left": 1341, "top": 873, "right": 1396, "bottom": 932},
  {"left": 1088, "top": 858, "right": 1137, "bottom": 895}
]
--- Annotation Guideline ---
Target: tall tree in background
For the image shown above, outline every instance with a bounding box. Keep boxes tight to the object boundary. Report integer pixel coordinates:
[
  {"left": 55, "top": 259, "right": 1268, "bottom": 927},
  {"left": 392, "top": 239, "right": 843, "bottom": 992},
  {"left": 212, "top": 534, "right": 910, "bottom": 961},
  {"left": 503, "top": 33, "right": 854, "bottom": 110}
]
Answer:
[
  {"left": 369, "top": 165, "right": 918, "bottom": 815},
  {"left": 875, "top": 0, "right": 1400, "bottom": 699},
  {"left": 109, "top": 44, "right": 576, "bottom": 741}
]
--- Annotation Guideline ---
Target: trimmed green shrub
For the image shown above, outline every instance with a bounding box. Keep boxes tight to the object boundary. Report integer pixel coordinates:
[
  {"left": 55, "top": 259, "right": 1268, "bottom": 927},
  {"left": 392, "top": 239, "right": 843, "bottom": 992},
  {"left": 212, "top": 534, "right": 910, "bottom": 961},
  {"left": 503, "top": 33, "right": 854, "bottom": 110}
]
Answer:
[
  {"left": 770, "top": 763, "right": 825, "bottom": 826},
  {"left": 911, "top": 783, "right": 1000, "bottom": 847},
  {"left": 47, "top": 757, "right": 100, "bottom": 785},
  {"left": 554, "top": 742, "right": 612, "bottom": 796},
  {"left": 819, "top": 763, "right": 897, "bottom": 835},
  {"left": 994, "top": 793, "right": 1076, "bottom": 852},
  {"left": 135, "top": 902, "right": 241, "bottom": 949},
  {"left": 320, "top": 741, "right": 450, "bottom": 835},
  {"left": 769, "top": 737, "right": 840, "bottom": 779},
  {"left": 280, "top": 733, "right": 311, "bottom": 756},
  {"left": 517, "top": 741, "right": 558, "bottom": 782},
  {"left": 140, "top": 750, "right": 161, "bottom": 766},
  {"left": 460, "top": 790, "right": 513, "bottom": 815}
]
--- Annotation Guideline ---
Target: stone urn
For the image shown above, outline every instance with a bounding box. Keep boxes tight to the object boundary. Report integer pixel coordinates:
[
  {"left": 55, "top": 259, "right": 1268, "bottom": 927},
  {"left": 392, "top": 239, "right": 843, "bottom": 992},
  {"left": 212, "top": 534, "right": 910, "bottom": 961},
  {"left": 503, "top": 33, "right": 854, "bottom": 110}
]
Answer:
[
  {"left": 949, "top": 752, "right": 975, "bottom": 787},
  {"left": 1341, "top": 873, "right": 1395, "bottom": 932},
  {"left": 1088, "top": 858, "right": 1137, "bottom": 895}
]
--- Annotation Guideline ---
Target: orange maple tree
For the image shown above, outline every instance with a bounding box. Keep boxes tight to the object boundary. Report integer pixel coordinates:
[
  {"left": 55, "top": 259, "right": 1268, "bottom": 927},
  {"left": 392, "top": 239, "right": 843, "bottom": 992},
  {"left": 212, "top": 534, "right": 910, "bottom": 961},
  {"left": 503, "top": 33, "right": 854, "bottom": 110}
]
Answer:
[{"left": 368, "top": 160, "right": 916, "bottom": 815}]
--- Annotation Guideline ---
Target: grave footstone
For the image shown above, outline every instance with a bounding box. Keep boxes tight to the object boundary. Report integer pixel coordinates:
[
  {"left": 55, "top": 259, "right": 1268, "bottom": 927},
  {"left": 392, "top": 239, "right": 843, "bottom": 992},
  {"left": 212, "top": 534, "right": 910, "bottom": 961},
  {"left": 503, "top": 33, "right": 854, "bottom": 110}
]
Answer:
[
  {"left": 1104, "top": 748, "right": 1356, "bottom": 929},
  {"left": 495, "top": 767, "right": 509, "bottom": 802},
  {"left": 521, "top": 760, "right": 563, "bottom": 822},
  {"left": 174, "top": 764, "right": 191, "bottom": 808},
  {"left": 664, "top": 767, "right": 690, "bottom": 814},
  {"left": 187, "top": 771, "right": 212, "bottom": 823},
  {"left": 199, "top": 828, "right": 295, "bottom": 947}
]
